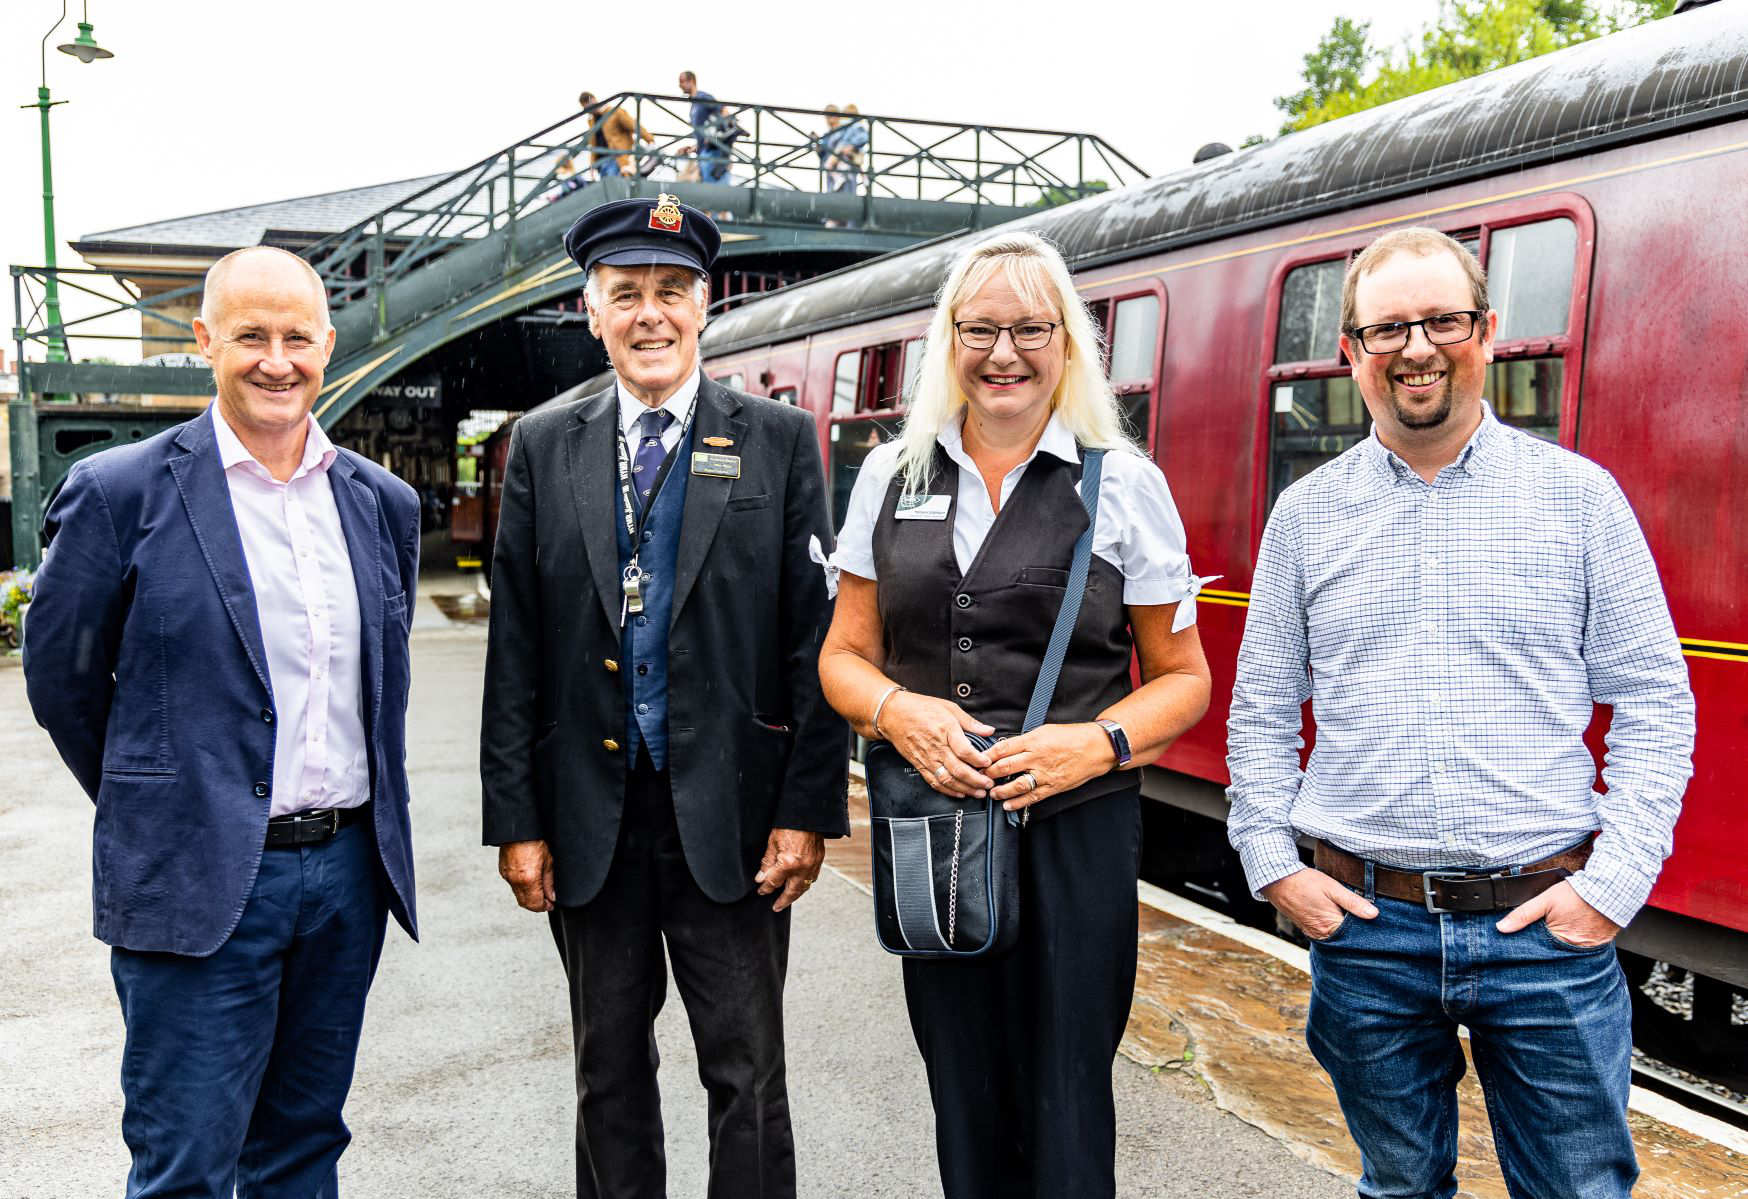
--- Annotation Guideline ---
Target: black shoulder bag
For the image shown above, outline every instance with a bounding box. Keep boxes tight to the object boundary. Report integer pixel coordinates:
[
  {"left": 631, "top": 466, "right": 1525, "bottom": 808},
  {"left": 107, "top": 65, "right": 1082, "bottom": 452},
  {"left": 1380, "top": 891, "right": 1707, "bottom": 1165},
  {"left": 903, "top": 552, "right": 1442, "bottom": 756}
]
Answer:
[{"left": 866, "top": 449, "right": 1105, "bottom": 959}]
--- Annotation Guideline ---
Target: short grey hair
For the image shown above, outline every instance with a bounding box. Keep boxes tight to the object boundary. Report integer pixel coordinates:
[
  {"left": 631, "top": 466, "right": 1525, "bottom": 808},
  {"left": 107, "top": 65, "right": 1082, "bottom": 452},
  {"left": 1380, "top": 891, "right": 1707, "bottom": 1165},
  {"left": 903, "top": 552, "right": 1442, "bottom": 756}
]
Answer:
[
  {"left": 199, "top": 246, "right": 331, "bottom": 330},
  {"left": 582, "top": 266, "right": 709, "bottom": 336}
]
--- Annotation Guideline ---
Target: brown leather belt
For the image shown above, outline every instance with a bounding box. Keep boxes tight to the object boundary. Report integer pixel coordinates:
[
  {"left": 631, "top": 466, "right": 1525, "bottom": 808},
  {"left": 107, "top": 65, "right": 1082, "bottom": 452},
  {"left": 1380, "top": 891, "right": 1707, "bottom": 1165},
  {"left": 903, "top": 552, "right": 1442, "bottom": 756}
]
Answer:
[{"left": 1314, "top": 837, "right": 1593, "bottom": 914}]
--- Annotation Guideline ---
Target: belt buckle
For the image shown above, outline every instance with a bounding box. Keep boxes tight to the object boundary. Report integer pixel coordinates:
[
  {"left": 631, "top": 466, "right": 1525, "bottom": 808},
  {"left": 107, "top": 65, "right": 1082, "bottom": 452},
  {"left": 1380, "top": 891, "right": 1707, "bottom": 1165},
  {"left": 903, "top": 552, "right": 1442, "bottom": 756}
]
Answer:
[
  {"left": 293, "top": 809, "right": 339, "bottom": 841},
  {"left": 1421, "top": 869, "right": 1472, "bottom": 914}
]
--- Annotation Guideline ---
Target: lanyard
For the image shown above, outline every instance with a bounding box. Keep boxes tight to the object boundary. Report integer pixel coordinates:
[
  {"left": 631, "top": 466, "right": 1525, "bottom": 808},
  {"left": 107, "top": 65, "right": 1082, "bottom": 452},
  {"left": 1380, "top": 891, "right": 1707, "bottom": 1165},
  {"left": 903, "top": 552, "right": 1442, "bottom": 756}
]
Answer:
[{"left": 615, "top": 399, "right": 697, "bottom": 627}]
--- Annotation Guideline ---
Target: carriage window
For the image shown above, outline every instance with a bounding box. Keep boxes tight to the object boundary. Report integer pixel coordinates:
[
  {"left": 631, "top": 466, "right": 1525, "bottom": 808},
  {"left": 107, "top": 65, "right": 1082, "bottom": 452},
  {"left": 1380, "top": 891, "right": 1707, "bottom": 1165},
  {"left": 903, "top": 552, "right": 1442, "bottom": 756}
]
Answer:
[
  {"left": 1110, "top": 294, "right": 1161, "bottom": 445},
  {"left": 1275, "top": 259, "right": 1345, "bottom": 363},
  {"left": 1489, "top": 218, "right": 1577, "bottom": 341},
  {"left": 860, "top": 342, "right": 905, "bottom": 411},
  {"left": 1489, "top": 359, "right": 1563, "bottom": 443},
  {"left": 715, "top": 372, "right": 745, "bottom": 392},
  {"left": 828, "top": 415, "right": 903, "bottom": 529},
  {"left": 772, "top": 386, "right": 798, "bottom": 406},
  {"left": 832, "top": 352, "right": 859, "bottom": 415},
  {"left": 1109, "top": 295, "right": 1160, "bottom": 383},
  {"left": 900, "top": 337, "right": 925, "bottom": 403},
  {"left": 1270, "top": 376, "right": 1368, "bottom": 503}
]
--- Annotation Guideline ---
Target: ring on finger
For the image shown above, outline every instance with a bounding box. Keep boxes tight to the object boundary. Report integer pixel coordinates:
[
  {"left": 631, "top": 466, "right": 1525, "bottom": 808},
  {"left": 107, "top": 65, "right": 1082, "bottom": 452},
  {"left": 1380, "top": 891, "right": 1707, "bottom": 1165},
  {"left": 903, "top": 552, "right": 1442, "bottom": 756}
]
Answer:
[
  {"left": 933, "top": 764, "right": 950, "bottom": 780},
  {"left": 1021, "top": 771, "right": 1038, "bottom": 793}
]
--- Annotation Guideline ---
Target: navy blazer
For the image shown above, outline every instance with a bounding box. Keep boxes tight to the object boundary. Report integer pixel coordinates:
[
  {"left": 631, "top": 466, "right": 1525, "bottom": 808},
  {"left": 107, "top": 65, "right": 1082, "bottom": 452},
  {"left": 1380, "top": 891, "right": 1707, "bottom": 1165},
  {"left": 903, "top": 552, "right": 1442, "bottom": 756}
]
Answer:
[{"left": 24, "top": 407, "right": 420, "bottom": 956}]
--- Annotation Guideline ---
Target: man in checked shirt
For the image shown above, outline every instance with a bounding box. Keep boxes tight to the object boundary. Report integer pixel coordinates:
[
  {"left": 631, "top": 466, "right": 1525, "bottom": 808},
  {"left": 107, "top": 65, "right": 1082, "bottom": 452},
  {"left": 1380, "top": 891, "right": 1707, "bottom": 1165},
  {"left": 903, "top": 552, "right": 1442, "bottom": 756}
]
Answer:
[{"left": 1227, "top": 227, "right": 1694, "bottom": 1199}]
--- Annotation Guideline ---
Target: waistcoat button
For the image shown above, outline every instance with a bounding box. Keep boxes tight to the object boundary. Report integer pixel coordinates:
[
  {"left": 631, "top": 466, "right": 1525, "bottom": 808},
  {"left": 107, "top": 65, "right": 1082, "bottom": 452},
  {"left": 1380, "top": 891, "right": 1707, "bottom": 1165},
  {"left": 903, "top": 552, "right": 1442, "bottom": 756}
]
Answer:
[
  {"left": 955, "top": 593, "right": 972, "bottom": 609},
  {"left": 955, "top": 682, "right": 971, "bottom": 698},
  {"left": 956, "top": 637, "right": 972, "bottom": 652},
  {"left": 252, "top": 782, "right": 270, "bottom": 798}
]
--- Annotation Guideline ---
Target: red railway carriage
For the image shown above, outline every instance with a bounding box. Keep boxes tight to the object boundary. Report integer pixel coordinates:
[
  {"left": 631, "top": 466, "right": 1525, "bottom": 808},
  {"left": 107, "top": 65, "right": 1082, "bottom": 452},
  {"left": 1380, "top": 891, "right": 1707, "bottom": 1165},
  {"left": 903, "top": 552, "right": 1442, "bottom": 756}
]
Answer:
[{"left": 687, "top": 8, "right": 1748, "bottom": 1051}]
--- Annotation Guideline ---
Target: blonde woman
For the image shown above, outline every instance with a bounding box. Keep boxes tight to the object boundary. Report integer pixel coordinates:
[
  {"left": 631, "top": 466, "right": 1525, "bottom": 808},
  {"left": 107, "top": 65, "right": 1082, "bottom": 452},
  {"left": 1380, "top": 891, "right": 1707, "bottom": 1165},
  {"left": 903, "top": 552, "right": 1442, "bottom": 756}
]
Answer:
[{"left": 819, "top": 230, "right": 1212, "bottom": 1195}]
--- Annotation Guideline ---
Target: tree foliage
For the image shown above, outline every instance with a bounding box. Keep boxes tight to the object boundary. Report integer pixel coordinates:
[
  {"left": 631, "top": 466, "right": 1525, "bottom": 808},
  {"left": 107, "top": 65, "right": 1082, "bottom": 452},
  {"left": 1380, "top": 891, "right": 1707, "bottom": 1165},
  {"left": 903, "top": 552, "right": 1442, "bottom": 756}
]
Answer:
[{"left": 1271, "top": 0, "right": 1678, "bottom": 136}]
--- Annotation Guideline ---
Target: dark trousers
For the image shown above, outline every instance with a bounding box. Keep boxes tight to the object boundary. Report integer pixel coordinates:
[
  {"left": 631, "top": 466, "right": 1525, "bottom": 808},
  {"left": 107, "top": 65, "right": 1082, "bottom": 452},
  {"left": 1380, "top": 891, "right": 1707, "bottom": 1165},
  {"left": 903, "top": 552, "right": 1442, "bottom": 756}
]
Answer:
[
  {"left": 548, "top": 751, "right": 793, "bottom": 1199},
  {"left": 902, "top": 787, "right": 1142, "bottom": 1199},
  {"left": 109, "top": 819, "right": 388, "bottom": 1199}
]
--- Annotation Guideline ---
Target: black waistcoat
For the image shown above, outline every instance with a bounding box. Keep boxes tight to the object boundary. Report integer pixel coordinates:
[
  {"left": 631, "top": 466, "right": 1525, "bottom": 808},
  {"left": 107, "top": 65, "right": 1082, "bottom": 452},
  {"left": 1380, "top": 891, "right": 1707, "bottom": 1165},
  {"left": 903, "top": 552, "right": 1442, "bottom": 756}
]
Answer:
[{"left": 872, "top": 446, "right": 1135, "bottom": 818}]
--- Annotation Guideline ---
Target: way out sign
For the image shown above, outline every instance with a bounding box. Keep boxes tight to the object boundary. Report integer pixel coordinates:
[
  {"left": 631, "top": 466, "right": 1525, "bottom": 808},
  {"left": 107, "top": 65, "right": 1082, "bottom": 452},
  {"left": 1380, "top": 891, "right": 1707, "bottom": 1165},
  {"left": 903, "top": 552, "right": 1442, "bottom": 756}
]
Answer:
[{"left": 365, "top": 375, "right": 442, "bottom": 409}]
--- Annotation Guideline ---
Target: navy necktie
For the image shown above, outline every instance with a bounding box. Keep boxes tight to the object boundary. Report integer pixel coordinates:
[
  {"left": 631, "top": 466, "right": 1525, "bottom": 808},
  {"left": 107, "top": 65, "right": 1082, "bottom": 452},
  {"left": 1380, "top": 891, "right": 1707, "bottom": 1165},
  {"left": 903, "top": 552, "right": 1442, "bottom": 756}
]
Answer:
[{"left": 633, "top": 408, "right": 675, "bottom": 512}]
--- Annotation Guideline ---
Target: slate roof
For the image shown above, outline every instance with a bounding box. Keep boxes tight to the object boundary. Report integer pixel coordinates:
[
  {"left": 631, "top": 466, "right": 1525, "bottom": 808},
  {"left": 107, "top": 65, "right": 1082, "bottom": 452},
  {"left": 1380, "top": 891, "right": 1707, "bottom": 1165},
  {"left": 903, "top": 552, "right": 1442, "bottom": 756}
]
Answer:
[{"left": 73, "top": 172, "right": 456, "bottom": 253}]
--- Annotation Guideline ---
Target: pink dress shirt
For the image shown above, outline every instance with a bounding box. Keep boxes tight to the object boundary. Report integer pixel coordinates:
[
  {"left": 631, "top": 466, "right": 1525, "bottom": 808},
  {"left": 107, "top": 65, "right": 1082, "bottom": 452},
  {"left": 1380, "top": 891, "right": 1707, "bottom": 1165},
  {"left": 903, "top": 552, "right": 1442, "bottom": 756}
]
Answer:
[{"left": 212, "top": 405, "right": 369, "bottom": 816}]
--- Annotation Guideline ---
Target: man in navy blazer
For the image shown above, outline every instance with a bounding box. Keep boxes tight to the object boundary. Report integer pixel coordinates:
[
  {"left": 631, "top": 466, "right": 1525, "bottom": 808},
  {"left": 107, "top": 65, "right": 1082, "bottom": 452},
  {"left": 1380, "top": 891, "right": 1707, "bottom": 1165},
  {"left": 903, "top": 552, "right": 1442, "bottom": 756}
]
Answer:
[{"left": 25, "top": 245, "right": 419, "bottom": 1198}]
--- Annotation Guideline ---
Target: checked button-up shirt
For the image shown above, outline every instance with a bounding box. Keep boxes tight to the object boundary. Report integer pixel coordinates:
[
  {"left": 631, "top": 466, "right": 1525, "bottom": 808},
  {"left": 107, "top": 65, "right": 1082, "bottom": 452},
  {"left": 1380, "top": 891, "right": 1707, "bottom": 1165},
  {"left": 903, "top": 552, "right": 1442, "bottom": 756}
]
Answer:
[{"left": 1226, "top": 404, "right": 1694, "bottom": 928}]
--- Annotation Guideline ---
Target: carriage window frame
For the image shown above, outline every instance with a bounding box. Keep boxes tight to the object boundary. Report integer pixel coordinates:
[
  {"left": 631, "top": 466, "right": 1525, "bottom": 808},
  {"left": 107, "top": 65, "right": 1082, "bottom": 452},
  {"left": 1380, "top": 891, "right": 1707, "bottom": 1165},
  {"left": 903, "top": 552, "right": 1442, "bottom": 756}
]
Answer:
[
  {"left": 1254, "top": 195, "right": 1596, "bottom": 531},
  {"left": 1083, "top": 282, "right": 1167, "bottom": 451}
]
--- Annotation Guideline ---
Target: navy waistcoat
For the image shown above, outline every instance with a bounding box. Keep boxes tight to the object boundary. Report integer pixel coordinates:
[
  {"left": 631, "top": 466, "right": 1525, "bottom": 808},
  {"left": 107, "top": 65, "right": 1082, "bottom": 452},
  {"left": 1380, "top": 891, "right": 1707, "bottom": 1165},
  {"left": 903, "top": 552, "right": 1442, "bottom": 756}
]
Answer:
[{"left": 614, "top": 419, "right": 695, "bottom": 768}]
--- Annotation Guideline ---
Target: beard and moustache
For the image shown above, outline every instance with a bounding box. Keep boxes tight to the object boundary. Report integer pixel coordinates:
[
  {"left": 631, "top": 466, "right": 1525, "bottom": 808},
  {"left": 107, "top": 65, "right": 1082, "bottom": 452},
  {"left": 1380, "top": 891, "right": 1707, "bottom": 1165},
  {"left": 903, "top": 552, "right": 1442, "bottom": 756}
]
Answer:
[{"left": 1387, "top": 355, "right": 1455, "bottom": 430}]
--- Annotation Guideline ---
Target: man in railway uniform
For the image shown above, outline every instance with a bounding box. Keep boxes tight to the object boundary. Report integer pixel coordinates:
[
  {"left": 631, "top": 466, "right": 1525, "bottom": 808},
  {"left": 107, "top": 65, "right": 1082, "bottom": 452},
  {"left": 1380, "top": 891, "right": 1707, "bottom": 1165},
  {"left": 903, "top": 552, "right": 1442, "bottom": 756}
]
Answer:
[
  {"left": 24, "top": 245, "right": 420, "bottom": 1197},
  {"left": 1226, "top": 227, "right": 1694, "bottom": 1197},
  {"left": 479, "top": 195, "right": 847, "bottom": 1199}
]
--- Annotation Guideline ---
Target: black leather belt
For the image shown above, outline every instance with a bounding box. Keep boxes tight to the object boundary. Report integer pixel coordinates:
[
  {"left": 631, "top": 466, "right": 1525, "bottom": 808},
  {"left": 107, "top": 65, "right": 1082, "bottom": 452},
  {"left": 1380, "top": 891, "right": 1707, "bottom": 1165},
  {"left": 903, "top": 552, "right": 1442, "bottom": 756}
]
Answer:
[
  {"left": 265, "top": 803, "right": 371, "bottom": 849},
  {"left": 1315, "top": 837, "right": 1594, "bottom": 914}
]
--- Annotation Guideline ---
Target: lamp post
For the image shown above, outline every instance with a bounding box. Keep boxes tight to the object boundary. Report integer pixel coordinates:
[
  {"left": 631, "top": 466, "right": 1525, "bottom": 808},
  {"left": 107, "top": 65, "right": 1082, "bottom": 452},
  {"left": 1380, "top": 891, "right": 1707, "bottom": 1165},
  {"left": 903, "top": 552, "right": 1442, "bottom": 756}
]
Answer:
[{"left": 27, "top": 0, "right": 115, "bottom": 363}]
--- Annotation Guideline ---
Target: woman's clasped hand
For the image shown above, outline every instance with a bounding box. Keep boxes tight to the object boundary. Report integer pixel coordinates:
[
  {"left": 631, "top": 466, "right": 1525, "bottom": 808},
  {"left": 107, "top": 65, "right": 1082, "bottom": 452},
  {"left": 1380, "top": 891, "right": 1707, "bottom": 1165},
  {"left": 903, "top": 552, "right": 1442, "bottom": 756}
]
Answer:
[
  {"left": 878, "top": 689, "right": 995, "bottom": 797},
  {"left": 983, "top": 722, "right": 1116, "bottom": 809}
]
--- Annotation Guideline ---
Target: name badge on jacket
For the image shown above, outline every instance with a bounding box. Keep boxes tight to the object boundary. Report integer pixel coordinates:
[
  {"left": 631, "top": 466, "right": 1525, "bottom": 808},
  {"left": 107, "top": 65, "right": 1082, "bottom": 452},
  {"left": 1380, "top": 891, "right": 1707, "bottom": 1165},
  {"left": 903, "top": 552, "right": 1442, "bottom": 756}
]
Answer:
[
  {"left": 691, "top": 452, "right": 741, "bottom": 479},
  {"left": 895, "top": 493, "right": 952, "bottom": 521}
]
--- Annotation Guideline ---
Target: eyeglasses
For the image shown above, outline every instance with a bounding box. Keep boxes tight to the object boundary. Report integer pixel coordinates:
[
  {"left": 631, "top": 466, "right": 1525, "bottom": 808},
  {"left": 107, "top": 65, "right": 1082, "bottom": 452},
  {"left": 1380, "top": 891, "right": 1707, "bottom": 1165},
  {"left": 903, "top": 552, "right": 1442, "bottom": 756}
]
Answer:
[
  {"left": 1346, "top": 310, "right": 1483, "bottom": 355},
  {"left": 953, "top": 320, "right": 1060, "bottom": 351}
]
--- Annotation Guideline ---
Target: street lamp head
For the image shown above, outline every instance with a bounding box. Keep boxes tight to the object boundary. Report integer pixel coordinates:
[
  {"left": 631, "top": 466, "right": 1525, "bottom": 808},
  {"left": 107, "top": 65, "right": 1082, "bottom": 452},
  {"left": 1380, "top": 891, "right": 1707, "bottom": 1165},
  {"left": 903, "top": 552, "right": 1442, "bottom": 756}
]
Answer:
[{"left": 57, "top": 21, "right": 112, "bottom": 63}]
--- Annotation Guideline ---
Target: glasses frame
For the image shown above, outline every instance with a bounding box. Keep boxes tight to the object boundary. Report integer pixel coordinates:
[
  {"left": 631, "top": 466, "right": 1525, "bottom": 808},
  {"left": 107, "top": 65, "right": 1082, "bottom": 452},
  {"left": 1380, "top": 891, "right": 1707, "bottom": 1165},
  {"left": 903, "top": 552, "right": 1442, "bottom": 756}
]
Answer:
[
  {"left": 952, "top": 320, "right": 1060, "bottom": 351},
  {"left": 1346, "top": 309, "right": 1485, "bottom": 355}
]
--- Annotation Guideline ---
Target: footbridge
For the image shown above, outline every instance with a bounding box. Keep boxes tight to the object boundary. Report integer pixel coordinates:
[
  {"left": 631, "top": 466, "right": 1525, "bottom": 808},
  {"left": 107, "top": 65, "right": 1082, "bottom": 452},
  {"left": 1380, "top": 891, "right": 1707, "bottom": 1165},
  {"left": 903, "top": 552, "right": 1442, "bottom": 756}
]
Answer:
[{"left": 10, "top": 93, "right": 1143, "bottom": 565}]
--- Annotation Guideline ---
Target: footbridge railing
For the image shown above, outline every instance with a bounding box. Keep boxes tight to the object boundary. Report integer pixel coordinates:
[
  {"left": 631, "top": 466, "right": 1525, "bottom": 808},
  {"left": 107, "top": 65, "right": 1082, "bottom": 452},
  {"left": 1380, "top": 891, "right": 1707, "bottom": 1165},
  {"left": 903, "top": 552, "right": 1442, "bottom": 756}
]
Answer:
[{"left": 299, "top": 92, "right": 1146, "bottom": 330}]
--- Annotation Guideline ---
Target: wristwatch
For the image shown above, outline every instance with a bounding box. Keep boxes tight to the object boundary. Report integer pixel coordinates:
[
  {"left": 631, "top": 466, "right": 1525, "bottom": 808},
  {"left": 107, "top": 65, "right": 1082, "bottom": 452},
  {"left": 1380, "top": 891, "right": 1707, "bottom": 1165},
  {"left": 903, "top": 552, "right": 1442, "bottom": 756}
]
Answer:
[{"left": 1095, "top": 718, "right": 1132, "bottom": 768}]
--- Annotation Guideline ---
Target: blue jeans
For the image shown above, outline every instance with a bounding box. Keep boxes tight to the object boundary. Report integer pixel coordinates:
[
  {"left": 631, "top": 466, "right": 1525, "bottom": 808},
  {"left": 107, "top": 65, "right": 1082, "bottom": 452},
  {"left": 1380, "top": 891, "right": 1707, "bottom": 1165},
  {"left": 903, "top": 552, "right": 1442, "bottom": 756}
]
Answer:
[
  {"left": 1307, "top": 887, "right": 1635, "bottom": 1199},
  {"left": 110, "top": 819, "right": 388, "bottom": 1198},
  {"left": 698, "top": 147, "right": 728, "bottom": 183}
]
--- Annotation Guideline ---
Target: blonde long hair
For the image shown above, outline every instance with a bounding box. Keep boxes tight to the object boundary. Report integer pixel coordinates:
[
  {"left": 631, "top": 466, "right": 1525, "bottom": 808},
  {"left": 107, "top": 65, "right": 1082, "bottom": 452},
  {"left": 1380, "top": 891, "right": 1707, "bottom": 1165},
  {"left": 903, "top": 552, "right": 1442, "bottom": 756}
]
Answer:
[{"left": 895, "top": 230, "right": 1134, "bottom": 494}]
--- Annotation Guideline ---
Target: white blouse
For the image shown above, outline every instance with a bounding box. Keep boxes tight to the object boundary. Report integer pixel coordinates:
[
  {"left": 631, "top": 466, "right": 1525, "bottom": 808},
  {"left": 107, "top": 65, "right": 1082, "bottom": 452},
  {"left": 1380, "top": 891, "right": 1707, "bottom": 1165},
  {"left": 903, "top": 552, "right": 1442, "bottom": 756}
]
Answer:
[{"left": 830, "top": 413, "right": 1214, "bottom": 632}]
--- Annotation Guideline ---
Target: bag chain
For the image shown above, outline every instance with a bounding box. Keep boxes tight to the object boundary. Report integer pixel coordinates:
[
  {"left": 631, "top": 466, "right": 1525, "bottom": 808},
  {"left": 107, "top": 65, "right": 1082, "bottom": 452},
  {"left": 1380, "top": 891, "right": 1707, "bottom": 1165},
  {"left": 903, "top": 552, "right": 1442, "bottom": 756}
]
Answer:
[{"left": 947, "top": 808, "right": 964, "bottom": 948}]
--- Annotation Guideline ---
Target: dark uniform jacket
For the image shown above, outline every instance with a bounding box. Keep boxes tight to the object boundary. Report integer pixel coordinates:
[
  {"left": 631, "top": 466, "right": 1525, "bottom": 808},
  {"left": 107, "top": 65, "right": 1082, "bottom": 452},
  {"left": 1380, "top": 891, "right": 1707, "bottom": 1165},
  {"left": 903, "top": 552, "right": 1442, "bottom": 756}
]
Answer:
[{"left": 480, "top": 378, "right": 849, "bottom": 905}]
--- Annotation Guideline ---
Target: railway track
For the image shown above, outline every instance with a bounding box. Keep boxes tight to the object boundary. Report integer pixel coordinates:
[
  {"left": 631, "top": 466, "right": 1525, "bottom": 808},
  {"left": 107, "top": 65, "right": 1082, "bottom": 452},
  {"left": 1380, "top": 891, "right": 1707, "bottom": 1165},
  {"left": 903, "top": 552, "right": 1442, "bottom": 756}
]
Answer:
[{"left": 1630, "top": 1052, "right": 1748, "bottom": 1134}]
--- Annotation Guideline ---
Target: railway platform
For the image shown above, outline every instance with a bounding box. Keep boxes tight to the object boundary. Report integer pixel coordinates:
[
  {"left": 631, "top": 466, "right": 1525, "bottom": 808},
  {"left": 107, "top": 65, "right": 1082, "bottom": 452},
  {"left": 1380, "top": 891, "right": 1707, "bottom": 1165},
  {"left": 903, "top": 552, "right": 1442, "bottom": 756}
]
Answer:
[{"left": 4, "top": 621, "right": 1745, "bottom": 1196}]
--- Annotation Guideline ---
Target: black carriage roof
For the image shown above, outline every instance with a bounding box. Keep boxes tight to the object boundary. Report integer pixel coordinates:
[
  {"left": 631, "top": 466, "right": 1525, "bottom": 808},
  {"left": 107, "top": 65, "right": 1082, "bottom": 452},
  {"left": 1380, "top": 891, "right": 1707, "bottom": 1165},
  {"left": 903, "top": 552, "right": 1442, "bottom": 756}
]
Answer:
[{"left": 702, "top": 6, "right": 1748, "bottom": 356}]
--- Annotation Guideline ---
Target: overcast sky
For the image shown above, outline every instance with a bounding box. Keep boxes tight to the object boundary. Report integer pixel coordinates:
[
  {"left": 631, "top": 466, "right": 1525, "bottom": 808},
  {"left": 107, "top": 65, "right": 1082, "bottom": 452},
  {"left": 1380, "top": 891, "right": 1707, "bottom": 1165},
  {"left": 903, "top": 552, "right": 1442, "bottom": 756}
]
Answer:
[{"left": 1, "top": 0, "right": 1438, "bottom": 345}]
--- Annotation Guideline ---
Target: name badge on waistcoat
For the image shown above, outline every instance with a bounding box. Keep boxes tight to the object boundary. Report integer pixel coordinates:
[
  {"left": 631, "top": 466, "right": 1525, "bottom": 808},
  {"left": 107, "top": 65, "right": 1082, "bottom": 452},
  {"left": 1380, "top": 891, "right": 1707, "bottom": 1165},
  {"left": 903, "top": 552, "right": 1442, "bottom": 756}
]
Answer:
[{"left": 895, "top": 493, "right": 952, "bottom": 521}]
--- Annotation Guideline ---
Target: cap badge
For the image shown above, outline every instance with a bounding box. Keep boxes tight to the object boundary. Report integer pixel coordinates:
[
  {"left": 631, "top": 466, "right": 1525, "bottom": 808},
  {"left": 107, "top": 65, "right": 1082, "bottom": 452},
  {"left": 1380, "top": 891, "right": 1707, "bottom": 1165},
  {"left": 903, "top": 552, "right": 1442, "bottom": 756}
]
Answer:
[{"left": 648, "top": 194, "right": 684, "bottom": 233}]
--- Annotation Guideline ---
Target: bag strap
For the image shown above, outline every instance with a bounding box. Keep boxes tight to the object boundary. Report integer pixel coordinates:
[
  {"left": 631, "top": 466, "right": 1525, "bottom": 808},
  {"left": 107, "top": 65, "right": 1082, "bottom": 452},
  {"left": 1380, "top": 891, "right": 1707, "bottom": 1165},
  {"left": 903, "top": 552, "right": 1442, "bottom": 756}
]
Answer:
[{"left": 1021, "top": 448, "right": 1105, "bottom": 733}]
